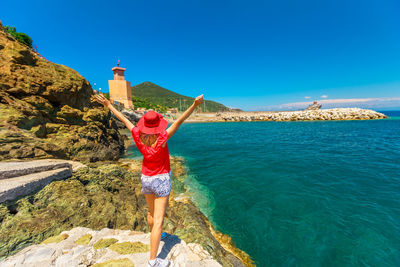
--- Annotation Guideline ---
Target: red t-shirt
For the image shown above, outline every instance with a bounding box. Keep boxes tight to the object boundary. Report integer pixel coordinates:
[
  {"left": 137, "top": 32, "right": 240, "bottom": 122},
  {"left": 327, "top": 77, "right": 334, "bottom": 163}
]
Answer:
[{"left": 131, "top": 127, "right": 171, "bottom": 176}]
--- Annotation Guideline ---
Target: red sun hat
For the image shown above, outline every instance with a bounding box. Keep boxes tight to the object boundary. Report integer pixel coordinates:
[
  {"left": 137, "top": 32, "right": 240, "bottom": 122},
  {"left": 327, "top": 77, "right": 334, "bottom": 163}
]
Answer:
[{"left": 137, "top": 111, "right": 168, "bottom": 134}]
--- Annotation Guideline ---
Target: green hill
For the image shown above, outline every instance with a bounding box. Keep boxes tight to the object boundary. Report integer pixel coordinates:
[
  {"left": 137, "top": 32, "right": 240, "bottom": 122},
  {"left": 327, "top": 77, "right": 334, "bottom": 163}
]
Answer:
[{"left": 131, "top": 82, "right": 230, "bottom": 112}]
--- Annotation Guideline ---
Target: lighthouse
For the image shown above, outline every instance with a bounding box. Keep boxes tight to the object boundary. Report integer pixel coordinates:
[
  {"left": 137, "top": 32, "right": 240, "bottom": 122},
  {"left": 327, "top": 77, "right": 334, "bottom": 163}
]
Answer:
[{"left": 108, "top": 61, "right": 134, "bottom": 109}]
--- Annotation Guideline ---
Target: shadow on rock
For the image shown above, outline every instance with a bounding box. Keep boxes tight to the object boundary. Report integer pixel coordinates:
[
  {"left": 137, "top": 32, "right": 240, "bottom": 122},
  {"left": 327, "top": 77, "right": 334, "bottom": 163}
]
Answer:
[{"left": 157, "top": 234, "right": 181, "bottom": 259}]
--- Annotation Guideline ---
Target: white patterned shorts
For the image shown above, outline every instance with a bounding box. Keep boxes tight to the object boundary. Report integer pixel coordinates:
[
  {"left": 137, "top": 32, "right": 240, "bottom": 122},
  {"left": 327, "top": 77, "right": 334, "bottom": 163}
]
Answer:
[{"left": 140, "top": 171, "right": 171, "bottom": 197}]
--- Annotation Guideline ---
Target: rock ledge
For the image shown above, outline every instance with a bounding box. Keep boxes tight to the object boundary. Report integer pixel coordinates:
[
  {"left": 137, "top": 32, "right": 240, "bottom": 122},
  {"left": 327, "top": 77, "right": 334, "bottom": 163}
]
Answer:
[{"left": 0, "top": 227, "right": 221, "bottom": 267}]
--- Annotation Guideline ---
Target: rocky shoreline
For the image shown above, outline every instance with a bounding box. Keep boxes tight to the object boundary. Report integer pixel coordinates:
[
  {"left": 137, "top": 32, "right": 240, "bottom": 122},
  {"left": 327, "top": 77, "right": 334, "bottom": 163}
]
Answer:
[
  {"left": 0, "top": 157, "right": 254, "bottom": 266},
  {"left": 186, "top": 108, "right": 387, "bottom": 122},
  {"left": 121, "top": 157, "right": 254, "bottom": 266},
  {"left": 1, "top": 227, "right": 222, "bottom": 266}
]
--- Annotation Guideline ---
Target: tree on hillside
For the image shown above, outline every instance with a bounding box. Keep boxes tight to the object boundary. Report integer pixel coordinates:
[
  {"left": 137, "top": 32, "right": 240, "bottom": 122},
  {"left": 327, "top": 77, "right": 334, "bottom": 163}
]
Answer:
[{"left": 5, "top": 26, "right": 33, "bottom": 48}]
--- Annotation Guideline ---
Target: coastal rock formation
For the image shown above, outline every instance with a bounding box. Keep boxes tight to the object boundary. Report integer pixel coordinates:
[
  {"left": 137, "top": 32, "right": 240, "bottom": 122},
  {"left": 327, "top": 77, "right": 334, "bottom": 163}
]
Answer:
[
  {"left": 0, "top": 24, "right": 125, "bottom": 162},
  {"left": 121, "top": 109, "right": 141, "bottom": 123},
  {"left": 0, "top": 159, "right": 86, "bottom": 203},
  {"left": 112, "top": 108, "right": 142, "bottom": 129},
  {"left": 0, "top": 227, "right": 222, "bottom": 267},
  {"left": 0, "top": 158, "right": 252, "bottom": 266},
  {"left": 217, "top": 108, "right": 387, "bottom": 122}
]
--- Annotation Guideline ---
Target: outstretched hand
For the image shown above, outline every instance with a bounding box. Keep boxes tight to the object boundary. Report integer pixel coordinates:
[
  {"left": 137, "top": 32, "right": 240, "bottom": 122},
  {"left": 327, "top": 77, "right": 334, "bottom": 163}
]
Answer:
[
  {"left": 194, "top": 94, "right": 204, "bottom": 107},
  {"left": 167, "top": 94, "right": 205, "bottom": 140},
  {"left": 91, "top": 93, "right": 111, "bottom": 108}
]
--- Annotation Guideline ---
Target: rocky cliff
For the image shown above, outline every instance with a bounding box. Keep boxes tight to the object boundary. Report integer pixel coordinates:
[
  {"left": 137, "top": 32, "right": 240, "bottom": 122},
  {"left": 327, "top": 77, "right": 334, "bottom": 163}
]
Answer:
[{"left": 0, "top": 24, "right": 125, "bottom": 162}]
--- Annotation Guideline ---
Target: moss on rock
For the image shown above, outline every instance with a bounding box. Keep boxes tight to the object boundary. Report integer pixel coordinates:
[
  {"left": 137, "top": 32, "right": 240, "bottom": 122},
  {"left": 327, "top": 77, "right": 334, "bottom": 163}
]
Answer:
[
  {"left": 75, "top": 234, "right": 92, "bottom": 245},
  {"left": 92, "top": 258, "right": 134, "bottom": 267},
  {"left": 0, "top": 205, "right": 9, "bottom": 223},
  {"left": 41, "top": 233, "right": 69, "bottom": 244},
  {"left": 108, "top": 241, "right": 150, "bottom": 254},
  {"left": 93, "top": 238, "right": 118, "bottom": 249},
  {"left": 0, "top": 164, "right": 147, "bottom": 259},
  {"left": 30, "top": 124, "right": 46, "bottom": 138}
]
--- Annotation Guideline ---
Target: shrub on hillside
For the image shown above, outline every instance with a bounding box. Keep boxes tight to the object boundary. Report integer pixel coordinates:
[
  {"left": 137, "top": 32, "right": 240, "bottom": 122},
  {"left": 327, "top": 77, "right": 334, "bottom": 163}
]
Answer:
[
  {"left": 132, "top": 96, "right": 168, "bottom": 113},
  {"left": 5, "top": 26, "right": 33, "bottom": 48},
  {"left": 101, "top": 93, "right": 167, "bottom": 113}
]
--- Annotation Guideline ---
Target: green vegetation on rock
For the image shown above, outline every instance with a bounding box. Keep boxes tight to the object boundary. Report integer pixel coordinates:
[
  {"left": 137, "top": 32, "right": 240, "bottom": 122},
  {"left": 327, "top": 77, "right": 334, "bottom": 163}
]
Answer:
[
  {"left": 41, "top": 233, "right": 69, "bottom": 244},
  {"left": 92, "top": 258, "right": 134, "bottom": 267},
  {"left": 75, "top": 234, "right": 92, "bottom": 245},
  {"left": 131, "top": 96, "right": 169, "bottom": 113},
  {"left": 93, "top": 238, "right": 118, "bottom": 249},
  {"left": 4, "top": 25, "right": 33, "bottom": 48},
  {"left": 103, "top": 92, "right": 169, "bottom": 113},
  {"left": 0, "top": 164, "right": 147, "bottom": 260},
  {"left": 108, "top": 241, "right": 150, "bottom": 254},
  {"left": 132, "top": 82, "right": 230, "bottom": 112}
]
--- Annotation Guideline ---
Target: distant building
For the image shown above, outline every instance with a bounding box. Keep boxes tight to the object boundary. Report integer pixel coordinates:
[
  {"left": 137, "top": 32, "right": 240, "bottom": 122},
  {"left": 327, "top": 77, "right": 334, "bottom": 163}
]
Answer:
[
  {"left": 167, "top": 108, "right": 178, "bottom": 114},
  {"left": 306, "top": 101, "right": 322, "bottom": 110},
  {"left": 136, "top": 107, "right": 146, "bottom": 114},
  {"left": 108, "top": 61, "right": 134, "bottom": 109}
]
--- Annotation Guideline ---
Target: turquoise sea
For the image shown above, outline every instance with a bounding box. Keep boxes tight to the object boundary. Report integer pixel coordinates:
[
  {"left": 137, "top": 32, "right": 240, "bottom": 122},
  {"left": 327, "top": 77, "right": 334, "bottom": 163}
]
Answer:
[{"left": 126, "top": 111, "right": 400, "bottom": 267}]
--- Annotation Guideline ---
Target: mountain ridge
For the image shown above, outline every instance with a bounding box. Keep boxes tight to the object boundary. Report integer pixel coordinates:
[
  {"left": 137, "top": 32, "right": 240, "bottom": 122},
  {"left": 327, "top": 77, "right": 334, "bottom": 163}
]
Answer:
[{"left": 131, "top": 81, "right": 230, "bottom": 112}]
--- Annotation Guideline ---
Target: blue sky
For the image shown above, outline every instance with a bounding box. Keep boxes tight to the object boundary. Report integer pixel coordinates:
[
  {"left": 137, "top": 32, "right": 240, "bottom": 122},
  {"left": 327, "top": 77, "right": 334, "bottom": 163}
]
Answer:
[{"left": 2, "top": 0, "right": 400, "bottom": 110}]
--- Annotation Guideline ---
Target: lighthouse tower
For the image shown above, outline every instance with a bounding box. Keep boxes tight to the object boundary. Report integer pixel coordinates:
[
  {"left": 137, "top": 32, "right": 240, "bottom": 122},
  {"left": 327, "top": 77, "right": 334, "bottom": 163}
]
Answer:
[{"left": 108, "top": 61, "right": 134, "bottom": 109}]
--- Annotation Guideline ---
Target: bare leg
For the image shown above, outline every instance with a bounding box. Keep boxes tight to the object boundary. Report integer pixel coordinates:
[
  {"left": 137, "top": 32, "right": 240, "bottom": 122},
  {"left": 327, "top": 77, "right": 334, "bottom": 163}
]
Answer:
[
  {"left": 149, "top": 195, "right": 169, "bottom": 260},
  {"left": 144, "top": 194, "right": 155, "bottom": 231}
]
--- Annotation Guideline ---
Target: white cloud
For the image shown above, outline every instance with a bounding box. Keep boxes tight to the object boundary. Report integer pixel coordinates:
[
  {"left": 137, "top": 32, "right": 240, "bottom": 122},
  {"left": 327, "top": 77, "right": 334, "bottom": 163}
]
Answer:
[
  {"left": 256, "top": 97, "right": 400, "bottom": 111},
  {"left": 321, "top": 95, "right": 328, "bottom": 98},
  {"left": 304, "top": 96, "right": 311, "bottom": 99}
]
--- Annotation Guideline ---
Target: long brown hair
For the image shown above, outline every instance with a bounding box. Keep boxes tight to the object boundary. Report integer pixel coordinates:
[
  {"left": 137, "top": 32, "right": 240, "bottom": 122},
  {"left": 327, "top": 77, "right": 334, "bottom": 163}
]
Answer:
[{"left": 139, "top": 132, "right": 159, "bottom": 147}]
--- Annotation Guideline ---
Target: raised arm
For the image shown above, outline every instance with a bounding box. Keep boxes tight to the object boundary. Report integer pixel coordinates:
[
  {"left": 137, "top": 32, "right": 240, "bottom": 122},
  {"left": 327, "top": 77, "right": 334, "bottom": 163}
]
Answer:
[
  {"left": 166, "top": 94, "right": 204, "bottom": 139},
  {"left": 91, "top": 93, "right": 135, "bottom": 131}
]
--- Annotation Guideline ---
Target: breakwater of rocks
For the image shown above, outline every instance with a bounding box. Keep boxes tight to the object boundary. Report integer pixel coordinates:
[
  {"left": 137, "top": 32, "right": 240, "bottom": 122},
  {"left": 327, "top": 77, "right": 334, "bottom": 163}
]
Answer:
[{"left": 217, "top": 108, "right": 387, "bottom": 122}]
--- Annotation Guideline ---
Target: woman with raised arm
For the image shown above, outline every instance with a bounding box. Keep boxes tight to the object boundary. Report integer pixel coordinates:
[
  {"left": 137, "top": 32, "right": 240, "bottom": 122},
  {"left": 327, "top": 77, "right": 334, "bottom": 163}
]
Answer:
[{"left": 92, "top": 93, "right": 204, "bottom": 267}]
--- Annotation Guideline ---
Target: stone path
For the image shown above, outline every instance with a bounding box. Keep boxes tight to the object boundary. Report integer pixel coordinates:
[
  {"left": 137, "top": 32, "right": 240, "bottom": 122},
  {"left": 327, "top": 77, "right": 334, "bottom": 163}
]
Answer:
[
  {"left": 0, "top": 227, "right": 222, "bottom": 267},
  {"left": 0, "top": 159, "right": 86, "bottom": 203}
]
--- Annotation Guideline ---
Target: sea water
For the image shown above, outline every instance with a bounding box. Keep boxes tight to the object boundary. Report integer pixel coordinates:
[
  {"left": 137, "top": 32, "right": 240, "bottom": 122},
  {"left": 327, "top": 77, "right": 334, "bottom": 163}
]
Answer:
[{"left": 126, "top": 111, "right": 400, "bottom": 266}]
